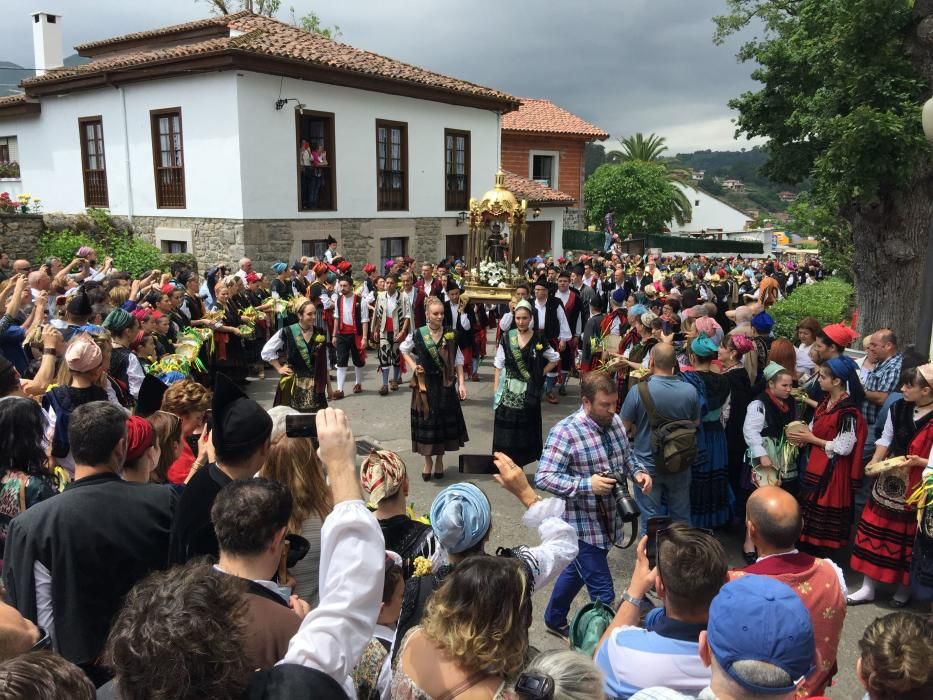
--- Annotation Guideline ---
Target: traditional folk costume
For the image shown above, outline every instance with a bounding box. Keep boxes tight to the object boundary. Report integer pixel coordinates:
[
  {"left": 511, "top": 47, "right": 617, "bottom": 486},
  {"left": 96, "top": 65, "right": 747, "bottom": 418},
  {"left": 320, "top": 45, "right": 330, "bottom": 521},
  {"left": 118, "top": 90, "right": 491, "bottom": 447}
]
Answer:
[
  {"left": 850, "top": 398, "right": 933, "bottom": 586},
  {"left": 332, "top": 290, "right": 369, "bottom": 395},
  {"left": 469, "top": 303, "right": 489, "bottom": 380},
  {"left": 553, "top": 284, "right": 582, "bottom": 390},
  {"left": 443, "top": 290, "right": 475, "bottom": 384},
  {"left": 211, "top": 297, "right": 248, "bottom": 384},
  {"left": 911, "top": 464, "right": 933, "bottom": 601},
  {"left": 798, "top": 394, "right": 867, "bottom": 551},
  {"left": 723, "top": 362, "right": 754, "bottom": 521},
  {"left": 681, "top": 362, "right": 734, "bottom": 529},
  {"left": 373, "top": 289, "right": 411, "bottom": 391},
  {"left": 735, "top": 553, "right": 846, "bottom": 697},
  {"left": 492, "top": 326, "right": 560, "bottom": 466},
  {"left": 400, "top": 327, "right": 468, "bottom": 457},
  {"left": 742, "top": 382, "right": 800, "bottom": 496},
  {"left": 261, "top": 313, "right": 330, "bottom": 413},
  {"left": 411, "top": 277, "right": 443, "bottom": 329},
  {"left": 532, "top": 282, "right": 571, "bottom": 399}
]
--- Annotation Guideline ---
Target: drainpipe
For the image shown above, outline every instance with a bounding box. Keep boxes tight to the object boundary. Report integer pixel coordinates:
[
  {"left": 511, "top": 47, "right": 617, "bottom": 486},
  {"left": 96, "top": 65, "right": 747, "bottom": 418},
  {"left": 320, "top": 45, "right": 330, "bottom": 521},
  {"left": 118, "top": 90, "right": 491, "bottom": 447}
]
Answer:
[{"left": 120, "top": 85, "right": 134, "bottom": 224}]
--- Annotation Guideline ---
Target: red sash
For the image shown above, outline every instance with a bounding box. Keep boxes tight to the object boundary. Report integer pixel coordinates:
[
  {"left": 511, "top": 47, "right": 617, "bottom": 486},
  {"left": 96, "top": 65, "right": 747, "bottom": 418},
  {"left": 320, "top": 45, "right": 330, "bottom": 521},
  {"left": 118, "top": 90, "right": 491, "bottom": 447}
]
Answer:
[{"left": 337, "top": 294, "right": 359, "bottom": 335}]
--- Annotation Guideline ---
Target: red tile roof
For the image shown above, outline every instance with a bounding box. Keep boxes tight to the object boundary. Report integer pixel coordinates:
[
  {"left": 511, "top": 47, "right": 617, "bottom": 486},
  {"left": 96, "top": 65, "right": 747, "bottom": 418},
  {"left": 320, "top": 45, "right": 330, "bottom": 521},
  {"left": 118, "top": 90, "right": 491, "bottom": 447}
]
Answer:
[
  {"left": 74, "top": 11, "right": 252, "bottom": 51},
  {"left": 24, "top": 13, "right": 517, "bottom": 108},
  {"left": 502, "top": 98, "right": 608, "bottom": 139},
  {"left": 502, "top": 171, "right": 575, "bottom": 205},
  {"left": 0, "top": 94, "right": 28, "bottom": 107}
]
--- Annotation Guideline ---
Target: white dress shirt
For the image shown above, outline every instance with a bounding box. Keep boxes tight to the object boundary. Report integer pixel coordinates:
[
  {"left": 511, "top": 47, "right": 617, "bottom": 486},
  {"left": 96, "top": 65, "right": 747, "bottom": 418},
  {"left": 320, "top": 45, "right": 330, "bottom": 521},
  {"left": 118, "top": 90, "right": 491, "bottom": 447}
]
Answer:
[{"left": 534, "top": 299, "right": 571, "bottom": 341}]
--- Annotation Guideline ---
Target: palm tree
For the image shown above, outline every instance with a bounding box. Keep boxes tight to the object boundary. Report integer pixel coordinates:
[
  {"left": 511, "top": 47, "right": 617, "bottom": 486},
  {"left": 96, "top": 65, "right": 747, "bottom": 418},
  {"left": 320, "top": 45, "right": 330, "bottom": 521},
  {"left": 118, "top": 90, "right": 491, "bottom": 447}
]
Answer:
[{"left": 607, "top": 132, "right": 692, "bottom": 226}]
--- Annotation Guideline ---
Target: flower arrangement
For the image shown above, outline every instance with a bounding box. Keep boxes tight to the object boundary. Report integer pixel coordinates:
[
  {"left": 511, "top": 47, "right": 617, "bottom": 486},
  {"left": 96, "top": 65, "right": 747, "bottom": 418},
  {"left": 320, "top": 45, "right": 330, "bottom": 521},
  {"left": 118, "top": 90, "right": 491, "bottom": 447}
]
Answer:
[
  {"left": 443, "top": 331, "right": 455, "bottom": 341},
  {"left": 0, "top": 162, "right": 20, "bottom": 179},
  {"left": 0, "top": 192, "right": 40, "bottom": 214},
  {"left": 470, "top": 260, "right": 519, "bottom": 288}
]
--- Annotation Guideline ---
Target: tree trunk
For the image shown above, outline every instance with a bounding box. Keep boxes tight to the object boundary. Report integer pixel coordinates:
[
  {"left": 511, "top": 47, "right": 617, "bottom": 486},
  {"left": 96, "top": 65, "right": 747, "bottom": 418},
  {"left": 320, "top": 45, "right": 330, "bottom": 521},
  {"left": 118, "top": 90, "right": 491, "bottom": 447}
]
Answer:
[{"left": 846, "top": 179, "right": 933, "bottom": 347}]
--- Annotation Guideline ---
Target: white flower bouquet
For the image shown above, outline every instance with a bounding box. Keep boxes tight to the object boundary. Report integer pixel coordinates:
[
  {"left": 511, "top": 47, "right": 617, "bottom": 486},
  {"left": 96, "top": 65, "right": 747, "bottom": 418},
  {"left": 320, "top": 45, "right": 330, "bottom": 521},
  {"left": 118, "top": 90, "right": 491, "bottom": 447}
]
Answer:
[{"left": 471, "top": 260, "right": 520, "bottom": 288}]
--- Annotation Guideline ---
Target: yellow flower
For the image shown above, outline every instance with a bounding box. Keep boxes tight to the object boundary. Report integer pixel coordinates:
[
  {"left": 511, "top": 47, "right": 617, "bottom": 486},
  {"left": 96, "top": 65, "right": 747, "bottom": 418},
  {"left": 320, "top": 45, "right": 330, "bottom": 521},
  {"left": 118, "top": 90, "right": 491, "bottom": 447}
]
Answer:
[
  {"left": 535, "top": 343, "right": 544, "bottom": 351},
  {"left": 412, "top": 556, "right": 433, "bottom": 577},
  {"left": 443, "top": 331, "right": 455, "bottom": 341},
  {"left": 314, "top": 334, "right": 326, "bottom": 343}
]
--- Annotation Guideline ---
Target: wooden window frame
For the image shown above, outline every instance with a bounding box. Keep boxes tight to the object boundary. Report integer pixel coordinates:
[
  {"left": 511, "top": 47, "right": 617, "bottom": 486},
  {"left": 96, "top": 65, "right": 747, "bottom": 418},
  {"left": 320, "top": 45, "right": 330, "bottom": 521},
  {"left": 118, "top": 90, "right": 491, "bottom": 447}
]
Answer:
[
  {"left": 529, "top": 150, "right": 559, "bottom": 190},
  {"left": 379, "top": 236, "right": 408, "bottom": 261},
  {"left": 0, "top": 144, "right": 8, "bottom": 163},
  {"left": 150, "top": 107, "right": 186, "bottom": 209},
  {"left": 444, "top": 128, "right": 470, "bottom": 211},
  {"left": 295, "top": 109, "right": 338, "bottom": 212},
  {"left": 78, "top": 116, "right": 109, "bottom": 208},
  {"left": 375, "top": 119, "right": 408, "bottom": 211}
]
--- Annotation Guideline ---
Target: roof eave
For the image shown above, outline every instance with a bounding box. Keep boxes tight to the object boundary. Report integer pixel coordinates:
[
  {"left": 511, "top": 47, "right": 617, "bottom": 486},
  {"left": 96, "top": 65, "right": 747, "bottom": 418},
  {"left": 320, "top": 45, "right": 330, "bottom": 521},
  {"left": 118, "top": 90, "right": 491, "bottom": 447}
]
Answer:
[
  {"left": 0, "top": 100, "right": 41, "bottom": 119},
  {"left": 18, "top": 47, "right": 519, "bottom": 112},
  {"left": 502, "top": 127, "right": 609, "bottom": 141}
]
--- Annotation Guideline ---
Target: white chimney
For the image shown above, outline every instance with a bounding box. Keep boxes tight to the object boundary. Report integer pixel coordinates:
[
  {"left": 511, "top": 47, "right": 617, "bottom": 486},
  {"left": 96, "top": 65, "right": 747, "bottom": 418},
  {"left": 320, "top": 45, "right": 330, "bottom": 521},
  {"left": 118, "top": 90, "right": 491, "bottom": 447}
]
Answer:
[{"left": 31, "top": 12, "right": 63, "bottom": 77}]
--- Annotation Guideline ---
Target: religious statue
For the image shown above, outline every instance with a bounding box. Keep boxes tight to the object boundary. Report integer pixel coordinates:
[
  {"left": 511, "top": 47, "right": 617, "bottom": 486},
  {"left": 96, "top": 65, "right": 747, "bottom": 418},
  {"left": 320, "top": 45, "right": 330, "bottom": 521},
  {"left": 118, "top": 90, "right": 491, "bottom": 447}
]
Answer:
[{"left": 485, "top": 220, "right": 509, "bottom": 263}]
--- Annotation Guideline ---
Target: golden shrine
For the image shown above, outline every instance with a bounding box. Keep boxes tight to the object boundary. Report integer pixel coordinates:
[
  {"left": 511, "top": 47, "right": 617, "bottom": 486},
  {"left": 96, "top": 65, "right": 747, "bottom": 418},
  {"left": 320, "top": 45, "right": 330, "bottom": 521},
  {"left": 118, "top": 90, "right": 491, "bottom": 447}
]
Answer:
[{"left": 463, "top": 170, "right": 528, "bottom": 304}]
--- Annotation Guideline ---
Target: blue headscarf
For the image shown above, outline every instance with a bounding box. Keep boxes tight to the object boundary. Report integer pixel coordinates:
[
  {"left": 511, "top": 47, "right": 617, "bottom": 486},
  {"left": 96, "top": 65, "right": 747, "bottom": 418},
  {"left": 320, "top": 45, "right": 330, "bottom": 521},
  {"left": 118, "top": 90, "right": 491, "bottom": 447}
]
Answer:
[
  {"left": 271, "top": 262, "right": 288, "bottom": 274},
  {"left": 751, "top": 311, "right": 775, "bottom": 333},
  {"left": 825, "top": 355, "right": 865, "bottom": 406},
  {"left": 430, "top": 483, "right": 491, "bottom": 554},
  {"left": 690, "top": 332, "right": 719, "bottom": 358},
  {"left": 630, "top": 304, "right": 648, "bottom": 318}
]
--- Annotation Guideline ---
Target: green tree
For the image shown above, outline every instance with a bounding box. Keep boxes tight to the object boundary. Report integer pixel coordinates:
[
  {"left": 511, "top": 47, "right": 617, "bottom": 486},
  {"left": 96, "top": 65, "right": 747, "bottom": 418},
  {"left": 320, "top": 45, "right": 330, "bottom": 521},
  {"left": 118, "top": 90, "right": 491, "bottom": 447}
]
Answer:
[
  {"left": 605, "top": 132, "right": 693, "bottom": 226},
  {"left": 584, "top": 162, "right": 687, "bottom": 234},
  {"left": 290, "top": 7, "right": 341, "bottom": 39},
  {"left": 787, "top": 195, "right": 854, "bottom": 280},
  {"left": 204, "top": 0, "right": 281, "bottom": 16},
  {"left": 714, "top": 0, "right": 932, "bottom": 344},
  {"left": 584, "top": 142, "right": 608, "bottom": 178}
]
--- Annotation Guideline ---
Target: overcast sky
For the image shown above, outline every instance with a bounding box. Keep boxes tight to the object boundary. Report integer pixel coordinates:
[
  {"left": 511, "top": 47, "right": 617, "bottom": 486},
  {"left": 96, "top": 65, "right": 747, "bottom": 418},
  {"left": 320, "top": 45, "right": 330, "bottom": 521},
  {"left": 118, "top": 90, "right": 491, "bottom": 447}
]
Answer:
[{"left": 2, "top": 0, "right": 764, "bottom": 154}]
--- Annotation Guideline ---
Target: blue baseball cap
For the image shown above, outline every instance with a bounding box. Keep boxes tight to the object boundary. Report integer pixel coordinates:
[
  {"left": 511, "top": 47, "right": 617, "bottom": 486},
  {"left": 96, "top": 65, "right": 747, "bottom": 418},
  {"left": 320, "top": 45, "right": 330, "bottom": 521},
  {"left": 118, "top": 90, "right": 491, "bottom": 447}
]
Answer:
[{"left": 707, "top": 576, "right": 814, "bottom": 695}]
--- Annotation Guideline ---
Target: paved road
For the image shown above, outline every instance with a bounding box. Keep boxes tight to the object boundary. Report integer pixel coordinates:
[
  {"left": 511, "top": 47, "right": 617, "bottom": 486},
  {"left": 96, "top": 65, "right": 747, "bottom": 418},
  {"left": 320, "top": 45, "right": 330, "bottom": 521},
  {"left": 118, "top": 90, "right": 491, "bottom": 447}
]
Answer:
[{"left": 247, "top": 359, "right": 927, "bottom": 699}]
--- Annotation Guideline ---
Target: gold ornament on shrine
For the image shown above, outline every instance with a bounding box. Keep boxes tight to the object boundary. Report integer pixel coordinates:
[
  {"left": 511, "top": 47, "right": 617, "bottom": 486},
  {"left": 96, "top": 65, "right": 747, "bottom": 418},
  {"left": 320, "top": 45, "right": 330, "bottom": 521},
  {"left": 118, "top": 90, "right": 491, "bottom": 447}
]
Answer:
[{"left": 463, "top": 169, "right": 528, "bottom": 304}]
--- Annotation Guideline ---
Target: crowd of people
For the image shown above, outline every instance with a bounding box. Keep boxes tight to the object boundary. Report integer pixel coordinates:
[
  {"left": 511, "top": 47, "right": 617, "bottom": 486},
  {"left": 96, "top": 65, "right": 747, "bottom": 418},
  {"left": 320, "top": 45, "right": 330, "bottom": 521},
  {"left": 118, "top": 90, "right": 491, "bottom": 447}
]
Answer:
[{"left": 0, "top": 243, "right": 930, "bottom": 699}]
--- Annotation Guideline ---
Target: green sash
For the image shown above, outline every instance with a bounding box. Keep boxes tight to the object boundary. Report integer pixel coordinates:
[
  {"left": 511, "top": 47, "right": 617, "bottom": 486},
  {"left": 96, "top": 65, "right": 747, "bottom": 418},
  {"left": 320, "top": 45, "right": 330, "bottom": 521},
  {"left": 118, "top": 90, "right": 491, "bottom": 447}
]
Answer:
[
  {"left": 507, "top": 330, "right": 532, "bottom": 382},
  {"left": 419, "top": 326, "right": 444, "bottom": 371},
  {"left": 290, "top": 324, "right": 316, "bottom": 373}
]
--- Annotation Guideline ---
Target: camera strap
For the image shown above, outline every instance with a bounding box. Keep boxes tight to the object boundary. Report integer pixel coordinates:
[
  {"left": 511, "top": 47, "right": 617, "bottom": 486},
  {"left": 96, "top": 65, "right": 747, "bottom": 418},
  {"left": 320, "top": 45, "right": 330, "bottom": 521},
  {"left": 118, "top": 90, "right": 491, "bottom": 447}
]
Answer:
[{"left": 596, "top": 490, "right": 637, "bottom": 550}]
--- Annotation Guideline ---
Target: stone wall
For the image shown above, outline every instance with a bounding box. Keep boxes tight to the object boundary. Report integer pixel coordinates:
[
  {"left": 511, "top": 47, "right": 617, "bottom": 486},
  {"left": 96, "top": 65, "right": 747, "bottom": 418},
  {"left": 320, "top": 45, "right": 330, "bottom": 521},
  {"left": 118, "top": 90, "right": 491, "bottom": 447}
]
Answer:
[
  {"left": 0, "top": 213, "right": 44, "bottom": 261},
  {"left": 131, "top": 216, "right": 245, "bottom": 267},
  {"left": 563, "top": 207, "right": 585, "bottom": 231}
]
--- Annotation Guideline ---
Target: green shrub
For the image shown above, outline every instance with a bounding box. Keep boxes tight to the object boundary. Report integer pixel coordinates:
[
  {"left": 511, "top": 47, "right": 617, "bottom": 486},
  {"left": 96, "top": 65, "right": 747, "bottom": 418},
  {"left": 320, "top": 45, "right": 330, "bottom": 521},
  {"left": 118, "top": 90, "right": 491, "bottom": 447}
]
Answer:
[
  {"left": 109, "top": 232, "right": 162, "bottom": 279},
  {"left": 771, "top": 277, "right": 854, "bottom": 340},
  {"left": 35, "top": 229, "right": 98, "bottom": 265}
]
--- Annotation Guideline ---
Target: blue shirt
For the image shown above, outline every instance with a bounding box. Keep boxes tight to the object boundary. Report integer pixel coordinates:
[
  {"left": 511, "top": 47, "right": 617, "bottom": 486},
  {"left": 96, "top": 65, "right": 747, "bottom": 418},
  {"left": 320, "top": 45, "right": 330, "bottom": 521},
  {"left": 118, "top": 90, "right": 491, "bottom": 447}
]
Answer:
[
  {"left": 596, "top": 608, "right": 710, "bottom": 699},
  {"left": 621, "top": 376, "right": 699, "bottom": 473}
]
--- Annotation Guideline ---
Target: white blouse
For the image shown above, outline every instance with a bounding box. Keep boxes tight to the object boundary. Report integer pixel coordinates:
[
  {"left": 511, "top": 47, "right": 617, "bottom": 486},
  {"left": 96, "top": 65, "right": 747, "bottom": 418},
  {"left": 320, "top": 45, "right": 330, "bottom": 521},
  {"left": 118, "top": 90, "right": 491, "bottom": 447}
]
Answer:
[
  {"left": 493, "top": 337, "right": 560, "bottom": 369},
  {"left": 399, "top": 332, "right": 464, "bottom": 366}
]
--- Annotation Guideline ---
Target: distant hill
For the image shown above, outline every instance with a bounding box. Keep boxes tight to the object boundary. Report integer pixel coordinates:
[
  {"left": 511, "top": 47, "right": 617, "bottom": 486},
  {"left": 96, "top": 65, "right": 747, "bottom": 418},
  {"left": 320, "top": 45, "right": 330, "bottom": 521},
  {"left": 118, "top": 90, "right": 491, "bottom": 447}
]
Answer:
[
  {"left": 668, "top": 147, "right": 804, "bottom": 216},
  {"left": 0, "top": 54, "right": 89, "bottom": 96}
]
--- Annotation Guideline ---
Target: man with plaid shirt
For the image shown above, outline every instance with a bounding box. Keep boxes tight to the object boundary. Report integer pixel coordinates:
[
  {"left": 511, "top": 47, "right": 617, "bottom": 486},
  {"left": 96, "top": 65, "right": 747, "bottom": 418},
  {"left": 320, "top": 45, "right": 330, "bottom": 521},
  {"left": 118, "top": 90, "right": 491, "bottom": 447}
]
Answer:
[
  {"left": 535, "top": 372, "right": 652, "bottom": 639},
  {"left": 862, "top": 329, "right": 903, "bottom": 455}
]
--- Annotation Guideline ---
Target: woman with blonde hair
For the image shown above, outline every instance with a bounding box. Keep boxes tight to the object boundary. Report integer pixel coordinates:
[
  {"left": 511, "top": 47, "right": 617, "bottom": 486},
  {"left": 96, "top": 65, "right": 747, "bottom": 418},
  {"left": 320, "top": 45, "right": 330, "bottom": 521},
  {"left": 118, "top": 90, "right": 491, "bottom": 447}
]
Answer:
[
  {"left": 392, "top": 556, "right": 531, "bottom": 699},
  {"left": 259, "top": 433, "right": 332, "bottom": 605}
]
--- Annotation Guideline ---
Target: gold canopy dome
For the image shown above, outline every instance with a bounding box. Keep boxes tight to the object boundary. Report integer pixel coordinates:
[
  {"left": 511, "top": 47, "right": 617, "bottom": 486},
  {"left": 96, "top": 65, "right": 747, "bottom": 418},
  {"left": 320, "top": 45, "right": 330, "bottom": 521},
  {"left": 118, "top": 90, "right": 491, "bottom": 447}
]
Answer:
[{"left": 476, "top": 169, "right": 520, "bottom": 216}]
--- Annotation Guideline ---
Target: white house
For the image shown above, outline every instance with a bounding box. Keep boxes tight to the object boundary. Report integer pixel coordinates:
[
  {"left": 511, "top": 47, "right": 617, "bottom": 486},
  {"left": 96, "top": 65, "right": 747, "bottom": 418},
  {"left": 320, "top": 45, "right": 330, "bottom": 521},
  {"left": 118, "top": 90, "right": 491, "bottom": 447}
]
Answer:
[
  {"left": 0, "top": 11, "right": 526, "bottom": 269},
  {"left": 668, "top": 183, "right": 752, "bottom": 234}
]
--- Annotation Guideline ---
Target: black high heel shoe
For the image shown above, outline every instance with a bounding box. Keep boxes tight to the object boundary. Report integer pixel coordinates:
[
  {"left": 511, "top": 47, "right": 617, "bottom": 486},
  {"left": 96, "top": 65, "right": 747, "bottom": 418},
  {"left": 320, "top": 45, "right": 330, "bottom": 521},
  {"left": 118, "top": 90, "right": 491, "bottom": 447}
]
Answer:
[{"left": 421, "top": 470, "right": 432, "bottom": 482}]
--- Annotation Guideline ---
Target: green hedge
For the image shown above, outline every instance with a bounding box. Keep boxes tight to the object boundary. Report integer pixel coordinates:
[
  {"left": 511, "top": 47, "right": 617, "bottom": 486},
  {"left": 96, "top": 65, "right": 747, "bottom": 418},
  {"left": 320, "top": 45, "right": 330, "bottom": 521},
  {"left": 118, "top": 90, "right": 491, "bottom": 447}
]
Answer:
[
  {"left": 561, "top": 230, "right": 764, "bottom": 255},
  {"left": 770, "top": 277, "right": 854, "bottom": 340},
  {"left": 36, "top": 228, "right": 164, "bottom": 279}
]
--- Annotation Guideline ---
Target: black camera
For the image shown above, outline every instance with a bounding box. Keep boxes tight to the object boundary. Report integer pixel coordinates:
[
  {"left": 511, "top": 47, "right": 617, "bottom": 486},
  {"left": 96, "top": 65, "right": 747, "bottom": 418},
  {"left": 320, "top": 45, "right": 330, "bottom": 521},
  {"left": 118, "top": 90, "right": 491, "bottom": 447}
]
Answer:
[
  {"left": 514, "top": 672, "right": 554, "bottom": 700},
  {"left": 603, "top": 470, "right": 641, "bottom": 523}
]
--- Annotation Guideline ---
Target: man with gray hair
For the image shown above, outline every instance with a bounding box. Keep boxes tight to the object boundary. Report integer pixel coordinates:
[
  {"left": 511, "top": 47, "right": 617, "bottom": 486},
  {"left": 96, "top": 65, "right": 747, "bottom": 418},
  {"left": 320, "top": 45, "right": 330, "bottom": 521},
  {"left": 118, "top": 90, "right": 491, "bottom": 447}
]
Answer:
[{"left": 234, "top": 257, "right": 253, "bottom": 283}]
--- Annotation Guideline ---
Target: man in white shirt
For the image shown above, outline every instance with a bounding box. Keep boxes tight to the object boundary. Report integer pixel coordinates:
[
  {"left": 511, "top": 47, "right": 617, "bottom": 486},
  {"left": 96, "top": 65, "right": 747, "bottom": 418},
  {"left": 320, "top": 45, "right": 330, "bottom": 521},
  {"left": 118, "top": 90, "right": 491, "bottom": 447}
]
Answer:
[
  {"left": 323, "top": 236, "right": 339, "bottom": 264},
  {"left": 331, "top": 276, "right": 370, "bottom": 399},
  {"left": 532, "top": 278, "right": 571, "bottom": 404},
  {"left": 373, "top": 274, "right": 411, "bottom": 395},
  {"left": 234, "top": 258, "right": 252, "bottom": 283}
]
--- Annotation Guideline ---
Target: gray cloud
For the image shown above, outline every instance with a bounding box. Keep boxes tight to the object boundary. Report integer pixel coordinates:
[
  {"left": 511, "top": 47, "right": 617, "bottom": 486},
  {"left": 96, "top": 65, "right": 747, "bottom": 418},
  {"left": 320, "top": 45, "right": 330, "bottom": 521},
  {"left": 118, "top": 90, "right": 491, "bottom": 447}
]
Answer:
[{"left": 3, "top": 0, "right": 762, "bottom": 152}]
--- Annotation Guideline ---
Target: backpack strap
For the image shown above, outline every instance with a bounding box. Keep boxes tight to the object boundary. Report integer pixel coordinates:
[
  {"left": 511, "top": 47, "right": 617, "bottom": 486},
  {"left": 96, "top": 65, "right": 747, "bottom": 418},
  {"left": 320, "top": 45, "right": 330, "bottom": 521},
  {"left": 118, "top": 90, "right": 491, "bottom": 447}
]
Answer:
[{"left": 637, "top": 381, "right": 664, "bottom": 428}]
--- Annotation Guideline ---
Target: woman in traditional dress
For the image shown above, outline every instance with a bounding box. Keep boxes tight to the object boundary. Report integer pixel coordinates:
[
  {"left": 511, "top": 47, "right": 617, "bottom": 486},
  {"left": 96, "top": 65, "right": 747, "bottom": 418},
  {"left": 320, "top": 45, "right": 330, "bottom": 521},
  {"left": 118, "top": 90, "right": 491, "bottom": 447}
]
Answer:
[
  {"left": 492, "top": 300, "right": 559, "bottom": 468},
  {"left": 102, "top": 308, "right": 143, "bottom": 408},
  {"left": 788, "top": 355, "right": 867, "bottom": 557},
  {"left": 680, "top": 333, "right": 733, "bottom": 529},
  {"left": 261, "top": 297, "right": 330, "bottom": 412},
  {"left": 741, "top": 362, "right": 800, "bottom": 562},
  {"left": 209, "top": 282, "right": 247, "bottom": 384},
  {"left": 269, "top": 262, "right": 295, "bottom": 330},
  {"left": 400, "top": 296, "right": 468, "bottom": 480},
  {"left": 719, "top": 333, "right": 755, "bottom": 526},
  {"left": 848, "top": 364, "right": 933, "bottom": 606}
]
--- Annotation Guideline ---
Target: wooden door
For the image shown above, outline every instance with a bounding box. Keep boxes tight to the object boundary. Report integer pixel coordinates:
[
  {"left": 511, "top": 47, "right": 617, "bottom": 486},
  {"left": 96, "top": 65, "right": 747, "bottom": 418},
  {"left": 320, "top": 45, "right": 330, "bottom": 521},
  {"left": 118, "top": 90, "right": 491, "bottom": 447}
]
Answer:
[{"left": 522, "top": 221, "right": 553, "bottom": 260}]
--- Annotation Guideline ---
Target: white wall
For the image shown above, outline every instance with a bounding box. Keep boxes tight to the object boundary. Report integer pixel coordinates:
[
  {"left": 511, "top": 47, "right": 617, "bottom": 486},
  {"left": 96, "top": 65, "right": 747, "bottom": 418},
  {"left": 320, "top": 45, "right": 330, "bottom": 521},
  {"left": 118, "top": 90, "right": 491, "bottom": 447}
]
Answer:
[
  {"left": 5, "top": 72, "right": 244, "bottom": 218},
  {"left": 235, "top": 72, "right": 501, "bottom": 219},
  {"left": 669, "top": 183, "right": 751, "bottom": 234}
]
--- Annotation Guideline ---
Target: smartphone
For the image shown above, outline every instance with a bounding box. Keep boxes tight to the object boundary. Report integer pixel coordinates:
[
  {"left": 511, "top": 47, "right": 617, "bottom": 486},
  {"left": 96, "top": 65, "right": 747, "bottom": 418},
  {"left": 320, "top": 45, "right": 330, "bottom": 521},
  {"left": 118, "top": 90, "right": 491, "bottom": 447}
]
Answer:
[
  {"left": 646, "top": 515, "right": 673, "bottom": 569},
  {"left": 285, "top": 413, "right": 318, "bottom": 439},
  {"left": 204, "top": 409, "right": 213, "bottom": 432},
  {"left": 458, "top": 453, "right": 497, "bottom": 474}
]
